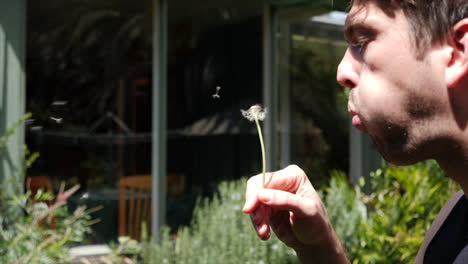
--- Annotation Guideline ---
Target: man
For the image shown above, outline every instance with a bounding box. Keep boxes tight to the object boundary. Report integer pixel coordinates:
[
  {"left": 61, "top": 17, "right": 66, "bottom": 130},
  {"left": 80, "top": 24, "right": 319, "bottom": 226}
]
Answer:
[{"left": 243, "top": 0, "right": 468, "bottom": 263}]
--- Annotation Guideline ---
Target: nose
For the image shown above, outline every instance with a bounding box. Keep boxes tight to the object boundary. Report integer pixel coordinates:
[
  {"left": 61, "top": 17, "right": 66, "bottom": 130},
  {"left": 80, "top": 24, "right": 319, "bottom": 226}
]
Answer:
[{"left": 336, "top": 48, "right": 359, "bottom": 89}]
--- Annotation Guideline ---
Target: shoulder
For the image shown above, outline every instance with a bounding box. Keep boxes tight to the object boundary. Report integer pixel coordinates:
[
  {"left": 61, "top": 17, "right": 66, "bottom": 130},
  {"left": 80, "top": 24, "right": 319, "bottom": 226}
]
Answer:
[{"left": 414, "top": 190, "right": 465, "bottom": 264}]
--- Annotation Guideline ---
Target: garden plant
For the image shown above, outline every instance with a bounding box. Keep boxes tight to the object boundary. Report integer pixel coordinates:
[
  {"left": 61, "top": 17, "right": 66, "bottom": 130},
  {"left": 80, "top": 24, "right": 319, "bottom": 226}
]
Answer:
[
  {"left": 0, "top": 115, "right": 94, "bottom": 264},
  {"left": 140, "top": 160, "right": 456, "bottom": 264}
]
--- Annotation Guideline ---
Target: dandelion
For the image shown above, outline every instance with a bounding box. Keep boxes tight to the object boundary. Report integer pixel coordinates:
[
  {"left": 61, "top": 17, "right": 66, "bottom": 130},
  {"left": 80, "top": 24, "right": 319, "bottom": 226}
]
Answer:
[
  {"left": 241, "top": 104, "right": 267, "bottom": 188},
  {"left": 240, "top": 105, "right": 267, "bottom": 122}
]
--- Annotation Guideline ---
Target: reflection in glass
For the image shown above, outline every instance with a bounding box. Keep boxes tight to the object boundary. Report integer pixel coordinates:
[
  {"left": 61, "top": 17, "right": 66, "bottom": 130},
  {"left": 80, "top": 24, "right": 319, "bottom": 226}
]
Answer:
[
  {"left": 26, "top": 0, "right": 153, "bottom": 243},
  {"left": 26, "top": 0, "right": 265, "bottom": 243},
  {"left": 166, "top": 0, "right": 263, "bottom": 233},
  {"left": 278, "top": 10, "right": 349, "bottom": 187}
]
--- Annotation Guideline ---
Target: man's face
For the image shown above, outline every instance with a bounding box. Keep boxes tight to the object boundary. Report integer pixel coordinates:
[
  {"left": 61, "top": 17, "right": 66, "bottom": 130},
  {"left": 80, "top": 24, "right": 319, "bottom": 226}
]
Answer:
[{"left": 337, "top": 2, "right": 450, "bottom": 164}]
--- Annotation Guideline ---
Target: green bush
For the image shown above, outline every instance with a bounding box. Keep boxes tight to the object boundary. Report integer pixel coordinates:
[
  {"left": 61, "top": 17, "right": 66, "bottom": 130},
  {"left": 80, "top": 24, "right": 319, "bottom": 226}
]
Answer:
[
  {"left": 0, "top": 114, "right": 93, "bottom": 264},
  {"left": 141, "top": 179, "right": 299, "bottom": 264},
  {"left": 0, "top": 184, "right": 94, "bottom": 264},
  {"left": 323, "top": 160, "right": 458, "bottom": 264},
  {"left": 139, "top": 160, "right": 456, "bottom": 264}
]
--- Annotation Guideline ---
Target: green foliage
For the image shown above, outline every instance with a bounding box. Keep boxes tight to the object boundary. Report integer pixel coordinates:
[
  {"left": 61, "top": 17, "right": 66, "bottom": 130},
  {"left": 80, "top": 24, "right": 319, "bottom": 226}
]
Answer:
[
  {"left": 0, "top": 189, "right": 93, "bottom": 264},
  {"left": 320, "top": 171, "right": 367, "bottom": 253},
  {"left": 322, "top": 160, "right": 458, "bottom": 264},
  {"left": 289, "top": 35, "right": 349, "bottom": 188},
  {"left": 107, "top": 236, "right": 142, "bottom": 263},
  {"left": 141, "top": 179, "right": 299, "bottom": 264},
  {"left": 124, "top": 160, "right": 455, "bottom": 264},
  {"left": 0, "top": 114, "right": 93, "bottom": 264}
]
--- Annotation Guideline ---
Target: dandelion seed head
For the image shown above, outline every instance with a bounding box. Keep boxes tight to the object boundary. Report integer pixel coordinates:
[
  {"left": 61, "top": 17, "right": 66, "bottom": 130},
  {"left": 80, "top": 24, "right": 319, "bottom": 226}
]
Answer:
[{"left": 241, "top": 104, "right": 267, "bottom": 122}]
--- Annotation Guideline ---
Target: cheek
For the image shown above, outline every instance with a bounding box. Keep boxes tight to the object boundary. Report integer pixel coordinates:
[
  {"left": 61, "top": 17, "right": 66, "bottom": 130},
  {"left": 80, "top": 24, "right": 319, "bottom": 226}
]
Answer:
[{"left": 357, "top": 77, "right": 406, "bottom": 122}]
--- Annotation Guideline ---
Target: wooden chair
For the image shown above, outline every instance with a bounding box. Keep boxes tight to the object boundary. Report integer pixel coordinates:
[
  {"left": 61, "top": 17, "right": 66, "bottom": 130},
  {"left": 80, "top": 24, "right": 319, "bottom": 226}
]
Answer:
[
  {"left": 118, "top": 175, "right": 152, "bottom": 240},
  {"left": 26, "top": 176, "right": 54, "bottom": 204}
]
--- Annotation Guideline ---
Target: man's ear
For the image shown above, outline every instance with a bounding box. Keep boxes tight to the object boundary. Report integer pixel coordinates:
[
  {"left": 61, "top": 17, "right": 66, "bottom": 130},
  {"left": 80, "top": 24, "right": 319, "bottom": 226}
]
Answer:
[{"left": 446, "top": 18, "right": 468, "bottom": 88}]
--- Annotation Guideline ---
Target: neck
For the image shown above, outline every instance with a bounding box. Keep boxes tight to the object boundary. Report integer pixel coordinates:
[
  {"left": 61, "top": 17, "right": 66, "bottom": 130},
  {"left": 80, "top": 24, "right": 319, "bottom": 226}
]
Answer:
[
  {"left": 438, "top": 78, "right": 468, "bottom": 193},
  {"left": 437, "top": 139, "right": 468, "bottom": 195}
]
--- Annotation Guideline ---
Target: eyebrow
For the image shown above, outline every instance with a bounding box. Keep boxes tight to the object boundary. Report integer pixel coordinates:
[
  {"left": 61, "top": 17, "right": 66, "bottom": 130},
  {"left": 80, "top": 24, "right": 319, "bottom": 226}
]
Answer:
[{"left": 343, "top": 22, "right": 376, "bottom": 42}]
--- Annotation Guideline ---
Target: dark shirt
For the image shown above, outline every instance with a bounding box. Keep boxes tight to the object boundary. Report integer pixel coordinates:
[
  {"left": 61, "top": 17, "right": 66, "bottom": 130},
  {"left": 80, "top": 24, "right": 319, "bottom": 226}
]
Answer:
[{"left": 424, "top": 195, "right": 468, "bottom": 264}]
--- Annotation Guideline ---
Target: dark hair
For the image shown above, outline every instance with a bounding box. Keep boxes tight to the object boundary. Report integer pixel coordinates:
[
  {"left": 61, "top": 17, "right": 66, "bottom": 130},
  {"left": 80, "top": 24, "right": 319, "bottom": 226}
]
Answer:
[{"left": 350, "top": 0, "right": 468, "bottom": 57}]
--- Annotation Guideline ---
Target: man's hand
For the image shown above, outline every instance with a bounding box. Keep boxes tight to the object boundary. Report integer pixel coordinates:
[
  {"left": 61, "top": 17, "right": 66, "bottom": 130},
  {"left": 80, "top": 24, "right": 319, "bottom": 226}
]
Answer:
[{"left": 243, "top": 165, "right": 349, "bottom": 264}]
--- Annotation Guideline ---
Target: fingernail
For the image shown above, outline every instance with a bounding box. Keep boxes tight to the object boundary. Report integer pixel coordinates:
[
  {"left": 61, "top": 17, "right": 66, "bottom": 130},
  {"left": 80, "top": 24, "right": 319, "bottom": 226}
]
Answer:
[
  {"left": 258, "top": 189, "right": 272, "bottom": 203},
  {"left": 254, "top": 224, "right": 260, "bottom": 232},
  {"left": 243, "top": 200, "right": 253, "bottom": 212}
]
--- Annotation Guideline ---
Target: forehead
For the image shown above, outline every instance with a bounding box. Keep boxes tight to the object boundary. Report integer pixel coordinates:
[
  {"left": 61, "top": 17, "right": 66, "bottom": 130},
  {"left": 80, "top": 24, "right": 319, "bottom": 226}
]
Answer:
[
  {"left": 347, "top": 2, "right": 384, "bottom": 24},
  {"left": 350, "top": 0, "right": 398, "bottom": 15},
  {"left": 344, "top": 2, "right": 404, "bottom": 35}
]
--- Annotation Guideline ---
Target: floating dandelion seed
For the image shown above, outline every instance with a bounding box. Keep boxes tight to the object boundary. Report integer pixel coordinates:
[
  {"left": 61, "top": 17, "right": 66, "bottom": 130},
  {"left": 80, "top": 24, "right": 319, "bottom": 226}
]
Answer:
[
  {"left": 52, "top": 101, "right": 68, "bottom": 106},
  {"left": 212, "top": 86, "right": 221, "bottom": 99},
  {"left": 241, "top": 104, "right": 267, "bottom": 188},
  {"left": 50, "top": 117, "right": 63, "bottom": 124},
  {"left": 25, "top": 119, "right": 35, "bottom": 125}
]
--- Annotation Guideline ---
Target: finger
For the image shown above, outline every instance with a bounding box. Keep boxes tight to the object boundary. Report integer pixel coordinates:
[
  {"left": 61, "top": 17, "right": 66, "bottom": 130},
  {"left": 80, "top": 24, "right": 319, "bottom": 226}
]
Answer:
[
  {"left": 243, "top": 175, "right": 265, "bottom": 213},
  {"left": 257, "top": 188, "right": 320, "bottom": 218},
  {"left": 270, "top": 211, "right": 302, "bottom": 248},
  {"left": 249, "top": 204, "right": 272, "bottom": 240},
  {"left": 255, "top": 222, "right": 271, "bottom": 240},
  {"left": 244, "top": 165, "right": 310, "bottom": 213},
  {"left": 264, "top": 165, "right": 313, "bottom": 193},
  {"left": 249, "top": 204, "right": 270, "bottom": 225},
  {"left": 260, "top": 224, "right": 271, "bottom": 240}
]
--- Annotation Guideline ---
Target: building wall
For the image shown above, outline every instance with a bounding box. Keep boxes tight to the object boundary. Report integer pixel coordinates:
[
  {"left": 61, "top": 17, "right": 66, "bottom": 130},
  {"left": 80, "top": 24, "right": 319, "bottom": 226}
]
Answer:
[{"left": 0, "top": 0, "right": 26, "bottom": 193}]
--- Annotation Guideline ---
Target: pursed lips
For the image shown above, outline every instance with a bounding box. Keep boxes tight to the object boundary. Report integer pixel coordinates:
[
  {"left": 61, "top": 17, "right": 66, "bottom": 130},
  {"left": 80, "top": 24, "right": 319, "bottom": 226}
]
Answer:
[{"left": 348, "top": 105, "right": 366, "bottom": 132}]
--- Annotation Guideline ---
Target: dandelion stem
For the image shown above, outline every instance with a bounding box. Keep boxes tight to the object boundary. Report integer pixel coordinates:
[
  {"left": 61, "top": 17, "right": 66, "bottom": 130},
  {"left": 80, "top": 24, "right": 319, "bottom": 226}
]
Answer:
[{"left": 254, "top": 112, "right": 266, "bottom": 188}]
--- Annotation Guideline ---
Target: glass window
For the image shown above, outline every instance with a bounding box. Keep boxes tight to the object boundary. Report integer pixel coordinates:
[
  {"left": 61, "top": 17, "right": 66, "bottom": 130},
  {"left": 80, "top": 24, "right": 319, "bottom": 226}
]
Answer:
[
  {"left": 166, "top": 0, "right": 263, "bottom": 231},
  {"left": 26, "top": 0, "right": 264, "bottom": 243},
  {"left": 26, "top": 0, "right": 153, "bottom": 243},
  {"left": 278, "top": 8, "right": 349, "bottom": 187}
]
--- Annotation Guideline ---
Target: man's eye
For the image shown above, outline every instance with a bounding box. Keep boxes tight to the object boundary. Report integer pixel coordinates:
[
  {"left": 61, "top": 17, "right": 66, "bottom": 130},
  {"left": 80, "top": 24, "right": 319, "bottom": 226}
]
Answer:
[
  {"left": 349, "top": 35, "right": 371, "bottom": 55},
  {"left": 351, "top": 41, "right": 367, "bottom": 53}
]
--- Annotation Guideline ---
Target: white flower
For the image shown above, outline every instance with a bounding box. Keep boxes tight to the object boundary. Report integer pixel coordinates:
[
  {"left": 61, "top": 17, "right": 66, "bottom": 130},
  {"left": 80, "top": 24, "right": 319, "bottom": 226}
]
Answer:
[{"left": 240, "top": 104, "right": 267, "bottom": 122}]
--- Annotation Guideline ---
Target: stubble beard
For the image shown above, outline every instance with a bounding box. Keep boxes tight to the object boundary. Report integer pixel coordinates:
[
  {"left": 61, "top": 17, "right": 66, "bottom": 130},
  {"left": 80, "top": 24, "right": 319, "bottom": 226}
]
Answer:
[{"left": 369, "top": 120, "right": 418, "bottom": 165}]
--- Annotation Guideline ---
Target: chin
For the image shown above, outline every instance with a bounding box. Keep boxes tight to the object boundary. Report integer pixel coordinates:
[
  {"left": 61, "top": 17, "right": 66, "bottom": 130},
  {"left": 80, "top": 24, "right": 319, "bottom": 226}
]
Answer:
[{"left": 371, "top": 133, "right": 424, "bottom": 166}]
